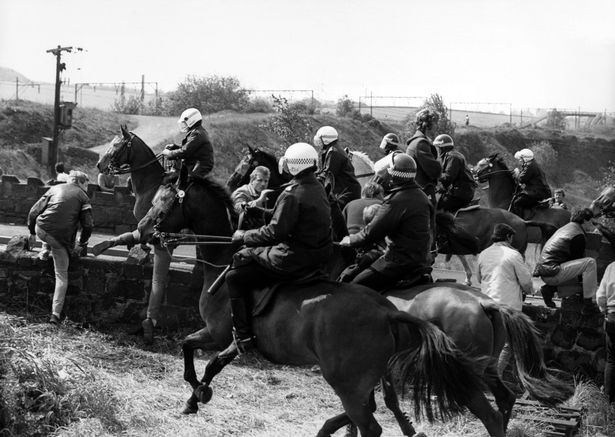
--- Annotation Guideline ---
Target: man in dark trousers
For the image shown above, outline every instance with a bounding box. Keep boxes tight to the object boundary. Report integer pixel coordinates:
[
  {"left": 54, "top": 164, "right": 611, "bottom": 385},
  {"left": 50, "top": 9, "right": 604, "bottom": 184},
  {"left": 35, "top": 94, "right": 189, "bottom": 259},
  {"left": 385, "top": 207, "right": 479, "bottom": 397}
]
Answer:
[
  {"left": 225, "top": 142, "right": 333, "bottom": 354},
  {"left": 314, "top": 125, "right": 361, "bottom": 209},
  {"left": 340, "top": 153, "right": 433, "bottom": 292}
]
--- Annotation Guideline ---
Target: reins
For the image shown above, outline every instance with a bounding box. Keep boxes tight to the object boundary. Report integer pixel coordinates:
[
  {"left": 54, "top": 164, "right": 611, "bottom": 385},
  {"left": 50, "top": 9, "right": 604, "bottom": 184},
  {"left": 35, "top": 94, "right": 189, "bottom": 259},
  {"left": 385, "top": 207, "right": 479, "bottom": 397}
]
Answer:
[{"left": 111, "top": 153, "right": 164, "bottom": 175}]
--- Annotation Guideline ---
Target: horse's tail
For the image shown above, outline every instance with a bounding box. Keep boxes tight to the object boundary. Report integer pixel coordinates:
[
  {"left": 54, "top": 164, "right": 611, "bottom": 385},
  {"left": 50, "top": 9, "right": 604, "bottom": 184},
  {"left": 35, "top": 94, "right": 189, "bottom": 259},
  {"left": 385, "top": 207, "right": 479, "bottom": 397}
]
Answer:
[
  {"left": 524, "top": 220, "right": 558, "bottom": 244},
  {"left": 498, "top": 305, "right": 574, "bottom": 404},
  {"left": 388, "top": 311, "right": 487, "bottom": 422}
]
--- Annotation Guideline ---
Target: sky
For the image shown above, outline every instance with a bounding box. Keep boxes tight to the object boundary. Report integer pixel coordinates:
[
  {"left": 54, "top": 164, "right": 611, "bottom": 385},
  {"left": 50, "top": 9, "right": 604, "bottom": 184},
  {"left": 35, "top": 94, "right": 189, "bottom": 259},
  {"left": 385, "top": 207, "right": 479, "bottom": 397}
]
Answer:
[{"left": 1, "top": 0, "right": 614, "bottom": 111}]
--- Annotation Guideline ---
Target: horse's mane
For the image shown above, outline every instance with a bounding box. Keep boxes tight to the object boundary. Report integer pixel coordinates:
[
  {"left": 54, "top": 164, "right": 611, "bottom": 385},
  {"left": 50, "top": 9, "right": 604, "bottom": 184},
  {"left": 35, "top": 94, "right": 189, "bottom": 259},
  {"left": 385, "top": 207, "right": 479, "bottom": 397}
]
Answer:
[{"left": 195, "top": 176, "right": 239, "bottom": 222}]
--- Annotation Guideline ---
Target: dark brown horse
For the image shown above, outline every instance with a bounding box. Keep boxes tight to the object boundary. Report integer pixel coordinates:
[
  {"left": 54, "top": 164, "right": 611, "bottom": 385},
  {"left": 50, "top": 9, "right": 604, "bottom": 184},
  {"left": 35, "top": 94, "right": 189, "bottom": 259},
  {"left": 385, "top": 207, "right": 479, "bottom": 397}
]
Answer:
[
  {"left": 591, "top": 186, "right": 615, "bottom": 218},
  {"left": 136, "top": 181, "right": 491, "bottom": 437}
]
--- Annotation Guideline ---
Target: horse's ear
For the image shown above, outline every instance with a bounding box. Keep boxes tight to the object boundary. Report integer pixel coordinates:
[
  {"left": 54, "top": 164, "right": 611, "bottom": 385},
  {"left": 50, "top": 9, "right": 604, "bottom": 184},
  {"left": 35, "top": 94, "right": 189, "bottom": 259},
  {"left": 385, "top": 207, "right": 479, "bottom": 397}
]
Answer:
[
  {"left": 247, "top": 145, "right": 256, "bottom": 155},
  {"left": 120, "top": 124, "right": 130, "bottom": 139},
  {"left": 488, "top": 152, "right": 499, "bottom": 160}
]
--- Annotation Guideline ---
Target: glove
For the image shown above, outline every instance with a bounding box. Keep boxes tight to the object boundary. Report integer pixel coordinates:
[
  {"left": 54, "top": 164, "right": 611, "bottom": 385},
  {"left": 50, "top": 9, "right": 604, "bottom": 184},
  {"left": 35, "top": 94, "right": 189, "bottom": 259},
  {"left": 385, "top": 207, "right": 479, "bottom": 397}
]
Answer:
[
  {"left": 339, "top": 236, "right": 351, "bottom": 247},
  {"left": 162, "top": 149, "right": 172, "bottom": 157},
  {"left": 74, "top": 242, "right": 88, "bottom": 257},
  {"left": 232, "top": 230, "right": 246, "bottom": 244},
  {"left": 164, "top": 143, "right": 176, "bottom": 150}
]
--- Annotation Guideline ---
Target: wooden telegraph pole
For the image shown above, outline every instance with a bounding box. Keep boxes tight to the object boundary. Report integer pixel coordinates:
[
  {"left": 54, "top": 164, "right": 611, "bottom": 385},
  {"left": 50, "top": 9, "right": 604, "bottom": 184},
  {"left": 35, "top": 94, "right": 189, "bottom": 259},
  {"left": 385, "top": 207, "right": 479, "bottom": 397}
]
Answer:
[{"left": 46, "top": 45, "right": 82, "bottom": 177}]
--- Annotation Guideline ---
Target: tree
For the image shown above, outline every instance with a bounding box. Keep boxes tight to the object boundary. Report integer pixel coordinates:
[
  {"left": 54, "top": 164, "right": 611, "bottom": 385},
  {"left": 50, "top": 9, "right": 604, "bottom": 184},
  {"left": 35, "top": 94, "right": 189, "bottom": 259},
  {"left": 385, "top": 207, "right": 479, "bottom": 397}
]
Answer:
[
  {"left": 546, "top": 109, "right": 566, "bottom": 130},
  {"left": 403, "top": 93, "right": 455, "bottom": 138},
  {"left": 336, "top": 95, "right": 359, "bottom": 118},
  {"left": 530, "top": 140, "right": 559, "bottom": 184},
  {"left": 260, "top": 95, "right": 313, "bottom": 149},
  {"left": 164, "top": 75, "right": 250, "bottom": 115}
]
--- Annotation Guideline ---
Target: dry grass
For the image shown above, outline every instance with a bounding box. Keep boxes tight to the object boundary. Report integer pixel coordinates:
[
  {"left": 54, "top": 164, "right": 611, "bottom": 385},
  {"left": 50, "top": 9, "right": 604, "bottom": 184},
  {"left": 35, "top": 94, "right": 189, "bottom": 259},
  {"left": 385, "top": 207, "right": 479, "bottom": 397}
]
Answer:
[{"left": 1, "top": 311, "right": 614, "bottom": 436}]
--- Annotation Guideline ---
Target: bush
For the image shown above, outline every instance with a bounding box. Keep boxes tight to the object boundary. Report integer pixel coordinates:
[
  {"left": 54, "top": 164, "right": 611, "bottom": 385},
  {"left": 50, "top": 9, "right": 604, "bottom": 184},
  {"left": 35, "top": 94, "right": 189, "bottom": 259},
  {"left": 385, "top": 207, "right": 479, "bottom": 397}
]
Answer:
[
  {"left": 259, "top": 95, "right": 314, "bottom": 148},
  {"left": 530, "top": 140, "right": 559, "bottom": 183},
  {"left": 112, "top": 95, "right": 143, "bottom": 115},
  {"left": 245, "top": 97, "right": 273, "bottom": 113},
  {"left": 164, "top": 75, "right": 250, "bottom": 115},
  {"left": 403, "top": 93, "right": 455, "bottom": 138}
]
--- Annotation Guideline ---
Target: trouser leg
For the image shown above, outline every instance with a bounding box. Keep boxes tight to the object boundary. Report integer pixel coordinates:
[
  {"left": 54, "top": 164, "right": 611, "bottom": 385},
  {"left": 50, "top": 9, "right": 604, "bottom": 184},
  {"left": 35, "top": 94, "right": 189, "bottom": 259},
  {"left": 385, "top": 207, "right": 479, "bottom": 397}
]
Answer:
[
  {"left": 545, "top": 257, "right": 597, "bottom": 299},
  {"left": 147, "top": 244, "right": 173, "bottom": 324},
  {"left": 352, "top": 267, "right": 397, "bottom": 293},
  {"left": 36, "top": 226, "right": 70, "bottom": 318},
  {"left": 605, "top": 316, "right": 615, "bottom": 403}
]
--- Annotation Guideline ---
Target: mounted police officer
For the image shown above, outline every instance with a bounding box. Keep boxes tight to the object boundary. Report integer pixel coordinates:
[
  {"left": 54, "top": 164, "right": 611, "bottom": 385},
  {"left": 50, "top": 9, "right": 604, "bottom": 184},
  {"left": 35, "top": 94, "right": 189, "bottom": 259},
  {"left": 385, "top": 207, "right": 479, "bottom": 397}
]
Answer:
[
  {"left": 511, "top": 148, "right": 551, "bottom": 217},
  {"left": 162, "top": 108, "right": 214, "bottom": 180},
  {"left": 225, "top": 142, "right": 333, "bottom": 353},
  {"left": 340, "top": 153, "right": 433, "bottom": 292},
  {"left": 314, "top": 126, "right": 361, "bottom": 209},
  {"left": 433, "top": 134, "right": 477, "bottom": 213},
  {"left": 373, "top": 133, "right": 403, "bottom": 193}
]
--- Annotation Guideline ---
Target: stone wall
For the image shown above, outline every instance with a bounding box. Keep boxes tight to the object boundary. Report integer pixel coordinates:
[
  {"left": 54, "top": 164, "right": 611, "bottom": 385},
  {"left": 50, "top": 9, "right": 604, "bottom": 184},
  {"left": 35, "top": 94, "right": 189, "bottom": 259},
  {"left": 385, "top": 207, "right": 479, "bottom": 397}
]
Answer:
[
  {"left": 0, "top": 244, "right": 205, "bottom": 332},
  {"left": 0, "top": 175, "right": 137, "bottom": 234}
]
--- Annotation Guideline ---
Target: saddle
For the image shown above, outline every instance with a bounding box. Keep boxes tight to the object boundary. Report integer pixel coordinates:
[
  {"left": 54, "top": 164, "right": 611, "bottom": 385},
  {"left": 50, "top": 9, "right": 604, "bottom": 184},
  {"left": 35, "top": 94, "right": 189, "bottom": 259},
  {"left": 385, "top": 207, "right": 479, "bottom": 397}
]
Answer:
[
  {"left": 250, "top": 270, "right": 333, "bottom": 317},
  {"left": 384, "top": 266, "right": 434, "bottom": 293}
]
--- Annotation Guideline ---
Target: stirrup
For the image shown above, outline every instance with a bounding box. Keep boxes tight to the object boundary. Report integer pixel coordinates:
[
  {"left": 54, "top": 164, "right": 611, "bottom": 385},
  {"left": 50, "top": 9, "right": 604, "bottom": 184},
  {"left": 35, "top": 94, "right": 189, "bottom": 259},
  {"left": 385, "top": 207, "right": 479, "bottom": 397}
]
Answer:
[{"left": 232, "top": 330, "right": 256, "bottom": 354}]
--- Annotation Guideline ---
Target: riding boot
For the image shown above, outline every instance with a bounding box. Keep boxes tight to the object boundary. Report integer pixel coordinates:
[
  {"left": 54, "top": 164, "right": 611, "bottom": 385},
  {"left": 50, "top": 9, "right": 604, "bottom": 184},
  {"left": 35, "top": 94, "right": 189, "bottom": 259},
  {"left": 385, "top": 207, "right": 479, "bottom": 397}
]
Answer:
[
  {"left": 229, "top": 298, "right": 255, "bottom": 353},
  {"left": 540, "top": 284, "right": 557, "bottom": 308}
]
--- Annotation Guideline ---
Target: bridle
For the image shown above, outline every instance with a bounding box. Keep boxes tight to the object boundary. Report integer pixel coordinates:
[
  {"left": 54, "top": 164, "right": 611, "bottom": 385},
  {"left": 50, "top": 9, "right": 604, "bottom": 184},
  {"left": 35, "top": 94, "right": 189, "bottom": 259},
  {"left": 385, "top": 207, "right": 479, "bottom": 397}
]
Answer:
[
  {"left": 475, "top": 157, "right": 513, "bottom": 183},
  {"left": 106, "top": 133, "right": 163, "bottom": 175}
]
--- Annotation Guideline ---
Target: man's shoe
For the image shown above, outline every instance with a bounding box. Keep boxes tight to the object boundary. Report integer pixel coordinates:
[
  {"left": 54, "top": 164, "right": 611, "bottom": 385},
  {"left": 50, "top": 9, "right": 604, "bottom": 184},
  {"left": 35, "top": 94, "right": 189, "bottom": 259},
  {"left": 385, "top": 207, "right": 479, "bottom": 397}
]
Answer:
[
  {"left": 142, "top": 318, "right": 155, "bottom": 344},
  {"left": 91, "top": 240, "right": 113, "bottom": 257},
  {"left": 49, "top": 314, "right": 60, "bottom": 325}
]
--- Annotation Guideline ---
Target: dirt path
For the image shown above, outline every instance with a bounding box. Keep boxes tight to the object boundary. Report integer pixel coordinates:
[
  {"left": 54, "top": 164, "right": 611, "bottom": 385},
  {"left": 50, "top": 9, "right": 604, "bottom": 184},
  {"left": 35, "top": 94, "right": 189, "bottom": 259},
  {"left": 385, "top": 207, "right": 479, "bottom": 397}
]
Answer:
[{"left": 90, "top": 115, "right": 179, "bottom": 154}]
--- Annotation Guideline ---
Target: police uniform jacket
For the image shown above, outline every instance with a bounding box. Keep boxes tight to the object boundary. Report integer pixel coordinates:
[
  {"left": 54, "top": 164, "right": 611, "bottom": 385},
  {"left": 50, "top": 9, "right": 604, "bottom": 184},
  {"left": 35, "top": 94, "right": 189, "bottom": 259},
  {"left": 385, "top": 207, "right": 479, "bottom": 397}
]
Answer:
[
  {"left": 318, "top": 143, "right": 361, "bottom": 207},
  {"left": 166, "top": 123, "right": 214, "bottom": 178},
  {"left": 239, "top": 172, "right": 333, "bottom": 275},
  {"left": 405, "top": 131, "right": 442, "bottom": 195},
  {"left": 439, "top": 148, "right": 477, "bottom": 201},
  {"left": 348, "top": 180, "right": 433, "bottom": 276},
  {"left": 518, "top": 160, "right": 551, "bottom": 199}
]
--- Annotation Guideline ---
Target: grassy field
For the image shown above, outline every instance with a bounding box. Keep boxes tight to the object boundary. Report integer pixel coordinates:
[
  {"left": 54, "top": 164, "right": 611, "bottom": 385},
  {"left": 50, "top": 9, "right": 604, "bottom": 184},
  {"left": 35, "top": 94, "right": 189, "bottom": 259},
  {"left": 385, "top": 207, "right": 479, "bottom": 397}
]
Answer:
[{"left": 2, "top": 311, "right": 614, "bottom": 437}]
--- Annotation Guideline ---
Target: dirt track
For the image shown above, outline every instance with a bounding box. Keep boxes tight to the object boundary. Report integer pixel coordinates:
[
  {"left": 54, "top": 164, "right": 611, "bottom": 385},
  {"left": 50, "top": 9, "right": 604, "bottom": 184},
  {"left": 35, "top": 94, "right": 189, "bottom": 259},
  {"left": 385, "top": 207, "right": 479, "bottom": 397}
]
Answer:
[{"left": 90, "top": 115, "right": 179, "bottom": 155}]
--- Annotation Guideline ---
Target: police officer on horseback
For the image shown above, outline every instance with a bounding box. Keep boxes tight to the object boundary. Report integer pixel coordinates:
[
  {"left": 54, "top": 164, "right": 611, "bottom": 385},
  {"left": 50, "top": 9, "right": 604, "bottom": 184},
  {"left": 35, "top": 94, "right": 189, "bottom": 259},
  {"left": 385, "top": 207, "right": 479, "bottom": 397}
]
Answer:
[
  {"left": 510, "top": 148, "right": 551, "bottom": 217},
  {"left": 162, "top": 108, "right": 214, "bottom": 180},
  {"left": 314, "top": 126, "right": 361, "bottom": 209},
  {"left": 225, "top": 142, "right": 333, "bottom": 353},
  {"left": 433, "top": 134, "right": 477, "bottom": 213},
  {"left": 340, "top": 153, "right": 433, "bottom": 292},
  {"left": 373, "top": 133, "right": 403, "bottom": 193}
]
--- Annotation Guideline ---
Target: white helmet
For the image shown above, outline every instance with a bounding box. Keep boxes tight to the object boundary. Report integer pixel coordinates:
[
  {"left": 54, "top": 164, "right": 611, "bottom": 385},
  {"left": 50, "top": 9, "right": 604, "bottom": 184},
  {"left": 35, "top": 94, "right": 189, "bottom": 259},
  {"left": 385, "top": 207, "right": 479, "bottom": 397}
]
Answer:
[
  {"left": 177, "top": 108, "right": 202, "bottom": 132},
  {"left": 514, "top": 148, "right": 534, "bottom": 162},
  {"left": 313, "top": 126, "right": 338, "bottom": 148},
  {"left": 279, "top": 143, "right": 319, "bottom": 176}
]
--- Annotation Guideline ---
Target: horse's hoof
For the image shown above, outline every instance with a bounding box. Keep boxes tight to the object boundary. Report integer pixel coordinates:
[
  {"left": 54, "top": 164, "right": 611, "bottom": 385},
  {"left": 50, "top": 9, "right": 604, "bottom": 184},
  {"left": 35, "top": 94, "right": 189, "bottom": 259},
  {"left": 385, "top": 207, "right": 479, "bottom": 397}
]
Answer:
[
  {"left": 414, "top": 433, "right": 427, "bottom": 437},
  {"left": 194, "top": 385, "right": 213, "bottom": 404},
  {"left": 181, "top": 403, "right": 198, "bottom": 415}
]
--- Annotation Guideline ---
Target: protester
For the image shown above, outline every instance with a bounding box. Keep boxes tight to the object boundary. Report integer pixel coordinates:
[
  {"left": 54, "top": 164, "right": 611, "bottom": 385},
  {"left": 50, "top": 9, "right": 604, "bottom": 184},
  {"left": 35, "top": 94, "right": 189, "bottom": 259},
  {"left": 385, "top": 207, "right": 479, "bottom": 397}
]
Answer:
[
  {"left": 98, "top": 168, "right": 119, "bottom": 193},
  {"left": 231, "top": 166, "right": 272, "bottom": 229},
  {"left": 534, "top": 208, "right": 599, "bottom": 314},
  {"left": 342, "top": 182, "right": 384, "bottom": 235},
  {"left": 55, "top": 162, "right": 70, "bottom": 183},
  {"left": 477, "top": 223, "right": 533, "bottom": 375},
  {"left": 27, "top": 170, "right": 93, "bottom": 325},
  {"left": 597, "top": 261, "right": 615, "bottom": 403},
  {"left": 551, "top": 188, "right": 568, "bottom": 210}
]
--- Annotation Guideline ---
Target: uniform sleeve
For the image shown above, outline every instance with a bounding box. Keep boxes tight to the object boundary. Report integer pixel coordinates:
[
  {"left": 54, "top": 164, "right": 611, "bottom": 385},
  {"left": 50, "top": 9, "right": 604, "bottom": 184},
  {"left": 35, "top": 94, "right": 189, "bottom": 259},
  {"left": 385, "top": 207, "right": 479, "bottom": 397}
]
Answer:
[
  {"left": 27, "top": 191, "right": 51, "bottom": 234},
  {"left": 440, "top": 155, "right": 461, "bottom": 188},
  {"left": 512, "top": 252, "right": 533, "bottom": 294},
  {"left": 318, "top": 149, "right": 343, "bottom": 190},
  {"left": 518, "top": 162, "right": 538, "bottom": 184},
  {"left": 243, "top": 190, "right": 299, "bottom": 246},
  {"left": 348, "top": 201, "right": 397, "bottom": 248},
  {"left": 166, "top": 130, "right": 200, "bottom": 160}
]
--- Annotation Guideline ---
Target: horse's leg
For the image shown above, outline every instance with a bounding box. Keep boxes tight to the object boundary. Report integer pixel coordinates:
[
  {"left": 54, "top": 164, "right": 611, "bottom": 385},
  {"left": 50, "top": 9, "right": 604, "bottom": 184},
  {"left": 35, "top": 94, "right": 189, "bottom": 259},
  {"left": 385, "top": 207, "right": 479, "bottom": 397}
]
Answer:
[
  {"left": 181, "top": 327, "right": 218, "bottom": 415},
  {"left": 315, "top": 413, "right": 353, "bottom": 437},
  {"left": 484, "top": 363, "right": 516, "bottom": 431},
  {"left": 381, "top": 374, "right": 417, "bottom": 436},
  {"left": 456, "top": 255, "right": 473, "bottom": 286},
  {"left": 338, "top": 392, "right": 382, "bottom": 437},
  {"left": 463, "top": 391, "right": 505, "bottom": 437}
]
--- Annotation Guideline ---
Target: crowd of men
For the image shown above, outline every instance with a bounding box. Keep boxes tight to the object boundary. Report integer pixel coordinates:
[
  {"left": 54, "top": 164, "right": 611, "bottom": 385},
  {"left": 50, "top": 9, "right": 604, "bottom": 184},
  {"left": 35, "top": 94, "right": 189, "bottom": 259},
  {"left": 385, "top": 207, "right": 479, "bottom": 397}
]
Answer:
[{"left": 23, "top": 106, "right": 615, "bottom": 401}]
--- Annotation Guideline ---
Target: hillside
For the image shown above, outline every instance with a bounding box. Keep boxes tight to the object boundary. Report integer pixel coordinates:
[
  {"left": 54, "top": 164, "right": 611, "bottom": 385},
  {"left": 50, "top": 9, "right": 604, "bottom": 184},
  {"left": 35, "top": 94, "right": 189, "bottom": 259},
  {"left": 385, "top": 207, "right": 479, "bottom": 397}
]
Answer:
[
  {"left": 0, "top": 101, "right": 613, "bottom": 209},
  {"left": 0, "top": 66, "right": 32, "bottom": 83}
]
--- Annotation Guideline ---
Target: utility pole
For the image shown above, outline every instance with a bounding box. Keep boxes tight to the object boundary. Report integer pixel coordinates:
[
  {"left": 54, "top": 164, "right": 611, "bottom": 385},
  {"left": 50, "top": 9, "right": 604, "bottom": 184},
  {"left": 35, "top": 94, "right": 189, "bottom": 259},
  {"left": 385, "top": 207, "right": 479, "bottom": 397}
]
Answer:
[{"left": 46, "top": 45, "right": 82, "bottom": 176}]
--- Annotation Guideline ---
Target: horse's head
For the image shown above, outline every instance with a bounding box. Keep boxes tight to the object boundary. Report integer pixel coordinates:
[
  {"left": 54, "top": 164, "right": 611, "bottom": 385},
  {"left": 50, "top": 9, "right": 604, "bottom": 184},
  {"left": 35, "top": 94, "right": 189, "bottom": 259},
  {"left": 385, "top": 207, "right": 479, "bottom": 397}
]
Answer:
[
  {"left": 474, "top": 153, "right": 510, "bottom": 183},
  {"left": 137, "top": 184, "right": 186, "bottom": 244},
  {"left": 241, "top": 145, "right": 290, "bottom": 188},
  {"left": 96, "top": 125, "right": 137, "bottom": 174},
  {"left": 590, "top": 186, "right": 615, "bottom": 218}
]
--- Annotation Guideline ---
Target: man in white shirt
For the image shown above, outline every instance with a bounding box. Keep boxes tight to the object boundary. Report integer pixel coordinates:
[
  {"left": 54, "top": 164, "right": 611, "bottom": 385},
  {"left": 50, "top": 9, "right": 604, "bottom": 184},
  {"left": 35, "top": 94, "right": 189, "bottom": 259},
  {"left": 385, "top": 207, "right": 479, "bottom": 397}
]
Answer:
[
  {"left": 597, "top": 261, "right": 615, "bottom": 403},
  {"left": 477, "top": 223, "right": 533, "bottom": 375}
]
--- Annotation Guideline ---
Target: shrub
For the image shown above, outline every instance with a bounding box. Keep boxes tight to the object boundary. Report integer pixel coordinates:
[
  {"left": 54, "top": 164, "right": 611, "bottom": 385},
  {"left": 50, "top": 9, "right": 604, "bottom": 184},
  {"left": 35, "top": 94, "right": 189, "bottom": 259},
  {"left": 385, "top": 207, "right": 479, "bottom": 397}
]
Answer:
[
  {"left": 259, "top": 95, "right": 314, "bottom": 148},
  {"left": 530, "top": 140, "right": 559, "bottom": 183},
  {"left": 403, "top": 93, "right": 455, "bottom": 138},
  {"left": 164, "top": 75, "right": 250, "bottom": 115},
  {"left": 245, "top": 97, "right": 273, "bottom": 113},
  {"left": 112, "top": 95, "right": 143, "bottom": 115}
]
